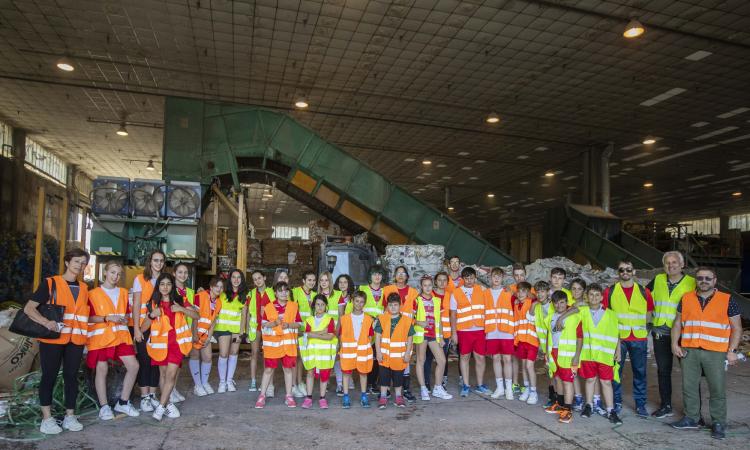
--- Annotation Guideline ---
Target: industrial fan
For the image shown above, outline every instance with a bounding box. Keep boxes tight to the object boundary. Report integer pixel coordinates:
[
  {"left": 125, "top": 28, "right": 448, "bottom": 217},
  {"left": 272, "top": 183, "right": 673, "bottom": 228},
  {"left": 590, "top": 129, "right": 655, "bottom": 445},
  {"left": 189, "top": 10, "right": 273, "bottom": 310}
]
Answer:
[
  {"left": 91, "top": 177, "right": 130, "bottom": 215},
  {"left": 166, "top": 181, "right": 202, "bottom": 219},
  {"left": 131, "top": 179, "right": 166, "bottom": 217}
]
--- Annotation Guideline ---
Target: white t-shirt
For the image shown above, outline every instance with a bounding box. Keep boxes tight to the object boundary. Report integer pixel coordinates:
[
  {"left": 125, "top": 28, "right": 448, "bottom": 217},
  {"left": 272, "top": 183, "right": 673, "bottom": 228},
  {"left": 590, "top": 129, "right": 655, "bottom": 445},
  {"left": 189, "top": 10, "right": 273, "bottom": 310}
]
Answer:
[
  {"left": 486, "top": 287, "right": 513, "bottom": 340},
  {"left": 313, "top": 315, "right": 323, "bottom": 329},
  {"left": 589, "top": 307, "right": 605, "bottom": 327},
  {"left": 102, "top": 287, "right": 120, "bottom": 309},
  {"left": 131, "top": 276, "right": 156, "bottom": 293},
  {"left": 541, "top": 302, "right": 551, "bottom": 317},
  {"left": 550, "top": 312, "right": 562, "bottom": 349},
  {"left": 450, "top": 286, "right": 483, "bottom": 332},
  {"left": 351, "top": 312, "right": 365, "bottom": 338}
]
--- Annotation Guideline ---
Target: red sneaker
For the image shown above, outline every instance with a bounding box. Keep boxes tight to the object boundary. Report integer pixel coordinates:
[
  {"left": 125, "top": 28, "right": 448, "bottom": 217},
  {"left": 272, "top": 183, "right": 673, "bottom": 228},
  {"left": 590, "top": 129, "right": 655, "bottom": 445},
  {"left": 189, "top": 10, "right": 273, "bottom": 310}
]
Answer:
[
  {"left": 395, "top": 396, "right": 406, "bottom": 408},
  {"left": 378, "top": 398, "right": 387, "bottom": 409},
  {"left": 285, "top": 395, "right": 297, "bottom": 408},
  {"left": 254, "top": 395, "right": 266, "bottom": 409}
]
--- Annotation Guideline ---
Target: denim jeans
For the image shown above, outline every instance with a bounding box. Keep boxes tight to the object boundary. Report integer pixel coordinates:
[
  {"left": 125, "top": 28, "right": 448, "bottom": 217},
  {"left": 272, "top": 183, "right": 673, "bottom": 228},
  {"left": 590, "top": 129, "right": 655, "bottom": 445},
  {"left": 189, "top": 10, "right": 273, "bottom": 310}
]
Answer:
[{"left": 614, "top": 339, "right": 648, "bottom": 408}]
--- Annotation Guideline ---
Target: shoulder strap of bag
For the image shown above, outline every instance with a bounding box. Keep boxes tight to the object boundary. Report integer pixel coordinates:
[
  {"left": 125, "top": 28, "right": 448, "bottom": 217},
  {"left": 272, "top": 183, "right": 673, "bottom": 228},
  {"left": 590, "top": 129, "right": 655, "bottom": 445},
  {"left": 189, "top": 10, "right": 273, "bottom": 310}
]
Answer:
[{"left": 50, "top": 278, "right": 57, "bottom": 305}]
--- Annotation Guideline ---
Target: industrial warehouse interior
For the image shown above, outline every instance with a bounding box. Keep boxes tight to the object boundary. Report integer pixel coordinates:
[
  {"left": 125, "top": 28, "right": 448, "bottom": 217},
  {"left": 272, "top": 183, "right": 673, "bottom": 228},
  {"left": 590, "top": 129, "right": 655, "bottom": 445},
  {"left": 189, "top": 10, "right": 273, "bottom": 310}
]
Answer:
[{"left": 0, "top": 0, "right": 749, "bottom": 448}]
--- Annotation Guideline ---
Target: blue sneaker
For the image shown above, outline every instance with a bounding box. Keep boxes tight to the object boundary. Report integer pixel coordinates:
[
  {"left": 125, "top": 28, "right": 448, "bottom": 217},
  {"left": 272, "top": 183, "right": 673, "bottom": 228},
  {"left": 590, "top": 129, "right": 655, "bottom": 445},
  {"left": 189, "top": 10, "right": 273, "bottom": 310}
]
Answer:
[
  {"left": 636, "top": 405, "right": 648, "bottom": 417},
  {"left": 573, "top": 395, "right": 583, "bottom": 411},
  {"left": 593, "top": 399, "right": 607, "bottom": 417},
  {"left": 614, "top": 403, "right": 623, "bottom": 415},
  {"left": 360, "top": 393, "right": 370, "bottom": 408},
  {"left": 460, "top": 384, "right": 470, "bottom": 397},
  {"left": 342, "top": 394, "right": 351, "bottom": 409},
  {"left": 473, "top": 384, "right": 491, "bottom": 395}
]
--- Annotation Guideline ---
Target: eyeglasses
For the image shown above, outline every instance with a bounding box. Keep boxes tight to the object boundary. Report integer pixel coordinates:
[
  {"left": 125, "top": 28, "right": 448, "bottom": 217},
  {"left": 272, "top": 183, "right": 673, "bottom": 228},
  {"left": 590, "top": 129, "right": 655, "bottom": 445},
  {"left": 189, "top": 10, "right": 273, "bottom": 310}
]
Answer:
[
  {"left": 618, "top": 267, "right": 634, "bottom": 273},
  {"left": 696, "top": 276, "right": 714, "bottom": 282},
  {"left": 277, "top": 288, "right": 289, "bottom": 292}
]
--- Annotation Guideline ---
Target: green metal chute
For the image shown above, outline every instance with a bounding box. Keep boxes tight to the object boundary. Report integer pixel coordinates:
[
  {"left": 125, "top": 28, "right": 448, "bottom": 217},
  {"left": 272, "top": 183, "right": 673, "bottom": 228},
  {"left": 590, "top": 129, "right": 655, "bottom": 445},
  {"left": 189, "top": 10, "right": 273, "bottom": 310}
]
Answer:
[{"left": 162, "top": 97, "right": 514, "bottom": 266}]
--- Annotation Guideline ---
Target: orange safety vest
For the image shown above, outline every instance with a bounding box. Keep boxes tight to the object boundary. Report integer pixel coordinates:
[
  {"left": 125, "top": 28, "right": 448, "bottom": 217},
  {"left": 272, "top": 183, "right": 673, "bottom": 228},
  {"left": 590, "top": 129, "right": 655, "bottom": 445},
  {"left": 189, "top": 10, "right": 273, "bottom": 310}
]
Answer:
[
  {"left": 87, "top": 287, "right": 132, "bottom": 351},
  {"left": 378, "top": 312, "right": 412, "bottom": 371},
  {"left": 445, "top": 275, "right": 464, "bottom": 299},
  {"left": 435, "top": 292, "right": 452, "bottom": 339},
  {"left": 131, "top": 273, "right": 154, "bottom": 326},
  {"left": 382, "top": 285, "right": 419, "bottom": 319},
  {"left": 513, "top": 298, "right": 538, "bottom": 347},
  {"left": 146, "top": 301, "right": 193, "bottom": 361},
  {"left": 339, "top": 313, "right": 374, "bottom": 374},
  {"left": 509, "top": 283, "right": 537, "bottom": 298},
  {"left": 262, "top": 301, "right": 299, "bottom": 358},
  {"left": 453, "top": 285, "right": 485, "bottom": 331},
  {"left": 680, "top": 291, "right": 732, "bottom": 352},
  {"left": 193, "top": 291, "right": 222, "bottom": 350},
  {"left": 484, "top": 288, "right": 514, "bottom": 334},
  {"left": 38, "top": 276, "right": 89, "bottom": 345}
]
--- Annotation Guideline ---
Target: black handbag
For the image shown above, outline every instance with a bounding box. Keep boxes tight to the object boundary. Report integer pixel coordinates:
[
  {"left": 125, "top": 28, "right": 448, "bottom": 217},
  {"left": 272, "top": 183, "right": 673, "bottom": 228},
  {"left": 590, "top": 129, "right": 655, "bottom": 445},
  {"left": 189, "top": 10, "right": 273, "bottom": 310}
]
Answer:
[{"left": 9, "top": 279, "right": 67, "bottom": 339}]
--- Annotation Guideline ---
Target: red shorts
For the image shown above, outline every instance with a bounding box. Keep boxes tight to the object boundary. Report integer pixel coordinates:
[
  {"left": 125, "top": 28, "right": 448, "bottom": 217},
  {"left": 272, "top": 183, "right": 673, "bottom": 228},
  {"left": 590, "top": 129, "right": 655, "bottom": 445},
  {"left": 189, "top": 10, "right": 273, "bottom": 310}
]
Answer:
[
  {"left": 485, "top": 338, "right": 514, "bottom": 356},
  {"left": 312, "top": 368, "right": 331, "bottom": 382},
  {"left": 152, "top": 343, "right": 185, "bottom": 367},
  {"left": 514, "top": 342, "right": 539, "bottom": 361},
  {"left": 551, "top": 349, "right": 574, "bottom": 383},
  {"left": 579, "top": 361, "right": 614, "bottom": 381},
  {"left": 457, "top": 330, "right": 486, "bottom": 355},
  {"left": 264, "top": 355, "right": 296, "bottom": 369},
  {"left": 86, "top": 343, "right": 135, "bottom": 369}
]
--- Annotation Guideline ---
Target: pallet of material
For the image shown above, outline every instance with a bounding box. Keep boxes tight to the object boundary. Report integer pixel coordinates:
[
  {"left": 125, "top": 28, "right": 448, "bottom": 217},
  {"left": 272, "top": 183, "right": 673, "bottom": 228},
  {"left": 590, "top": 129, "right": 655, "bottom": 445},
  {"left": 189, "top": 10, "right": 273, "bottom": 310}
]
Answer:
[{"left": 262, "top": 239, "right": 290, "bottom": 265}]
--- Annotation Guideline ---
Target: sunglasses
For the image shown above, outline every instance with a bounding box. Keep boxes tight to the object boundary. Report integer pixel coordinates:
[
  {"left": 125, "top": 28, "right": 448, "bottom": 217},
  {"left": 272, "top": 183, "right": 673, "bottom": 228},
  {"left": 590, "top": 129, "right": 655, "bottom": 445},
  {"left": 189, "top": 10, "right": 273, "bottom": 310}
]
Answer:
[
  {"left": 277, "top": 288, "right": 289, "bottom": 292},
  {"left": 618, "top": 267, "right": 634, "bottom": 273},
  {"left": 696, "top": 276, "right": 714, "bottom": 282}
]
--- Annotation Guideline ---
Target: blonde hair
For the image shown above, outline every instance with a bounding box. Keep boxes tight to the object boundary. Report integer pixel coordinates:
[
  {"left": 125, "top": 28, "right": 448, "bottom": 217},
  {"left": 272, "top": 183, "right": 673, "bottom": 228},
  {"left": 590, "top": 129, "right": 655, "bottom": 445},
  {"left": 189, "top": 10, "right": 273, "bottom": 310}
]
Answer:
[
  {"left": 103, "top": 260, "right": 123, "bottom": 272},
  {"left": 318, "top": 271, "right": 333, "bottom": 290}
]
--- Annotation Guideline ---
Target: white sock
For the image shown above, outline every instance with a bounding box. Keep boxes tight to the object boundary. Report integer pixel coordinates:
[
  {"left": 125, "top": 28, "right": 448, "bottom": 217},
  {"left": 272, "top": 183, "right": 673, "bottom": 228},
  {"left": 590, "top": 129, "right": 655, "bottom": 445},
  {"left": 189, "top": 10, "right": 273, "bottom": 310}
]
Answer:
[
  {"left": 227, "top": 355, "right": 238, "bottom": 382},
  {"left": 495, "top": 378, "right": 503, "bottom": 388},
  {"left": 530, "top": 386, "right": 537, "bottom": 392},
  {"left": 218, "top": 357, "right": 228, "bottom": 383},
  {"left": 201, "top": 362, "right": 212, "bottom": 385},
  {"left": 404, "top": 364, "right": 410, "bottom": 376},
  {"left": 189, "top": 359, "right": 202, "bottom": 386},
  {"left": 504, "top": 379, "right": 513, "bottom": 389},
  {"left": 524, "top": 381, "right": 530, "bottom": 388},
  {"left": 334, "top": 360, "right": 343, "bottom": 385},
  {"left": 593, "top": 394, "right": 601, "bottom": 405}
]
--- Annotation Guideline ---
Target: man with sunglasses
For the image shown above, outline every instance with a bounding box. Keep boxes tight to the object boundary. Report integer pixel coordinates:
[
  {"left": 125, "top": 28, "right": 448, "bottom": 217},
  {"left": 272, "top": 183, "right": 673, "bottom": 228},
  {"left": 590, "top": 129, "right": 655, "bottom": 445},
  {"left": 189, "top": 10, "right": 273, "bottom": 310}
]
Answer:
[
  {"left": 646, "top": 251, "right": 696, "bottom": 419},
  {"left": 670, "top": 267, "right": 742, "bottom": 440},
  {"left": 602, "top": 259, "right": 654, "bottom": 417}
]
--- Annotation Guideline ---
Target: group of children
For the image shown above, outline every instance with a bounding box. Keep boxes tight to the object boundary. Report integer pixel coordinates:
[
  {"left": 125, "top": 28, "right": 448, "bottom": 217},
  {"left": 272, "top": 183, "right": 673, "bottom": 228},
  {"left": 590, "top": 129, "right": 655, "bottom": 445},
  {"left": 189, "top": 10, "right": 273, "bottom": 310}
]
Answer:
[{"left": 83, "top": 252, "right": 623, "bottom": 426}]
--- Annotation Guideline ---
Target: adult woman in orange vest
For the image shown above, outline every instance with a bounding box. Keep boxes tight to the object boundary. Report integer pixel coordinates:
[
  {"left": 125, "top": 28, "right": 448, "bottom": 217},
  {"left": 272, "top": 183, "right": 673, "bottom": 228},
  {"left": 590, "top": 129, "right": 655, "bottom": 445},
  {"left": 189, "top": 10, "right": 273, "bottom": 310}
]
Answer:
[
  {"left": 131, "top": 249, "right": 165, "bottom": 412},
  {"left": 375, "top": 293, "right": 415, "bottom": 409},
  {"left": 87, "top": 261, "right": 140, "bottom": 421},
  {"left": 171, "top": 262, "right": 194, "bottom": 404},
  {"left": 381, "top": 265, "right": 418, "bottom": 402},
  {"left": 139, "top": 273, "right": 197, "bottom": 421},
  {"left": 255, "top": 281, "right": 303, "bottom": 409},
  {"left": 338, "top": 290, "right": 374, "bottom": 409},
  {"left": 423, "top": 271, "right": 452, "bottom": 390},
  {"left": 25, "top": 248, "right": 90, "bottom": 435},
  {"left": 216, "top": 269, "right": 249, "bottom": 393},
  {"left": 414, "top": 275, "right": 453, "bottom": 401},
  {"left": 188, "top": 276, "right": 223, "bottom": 396}
]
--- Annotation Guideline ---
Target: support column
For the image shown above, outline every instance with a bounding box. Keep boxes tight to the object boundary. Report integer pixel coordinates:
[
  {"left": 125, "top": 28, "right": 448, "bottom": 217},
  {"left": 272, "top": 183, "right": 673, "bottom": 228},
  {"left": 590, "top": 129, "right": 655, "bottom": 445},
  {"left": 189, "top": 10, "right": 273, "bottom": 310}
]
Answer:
[{"left": 10, "top": 128, "right": 26, "bottom": 231}]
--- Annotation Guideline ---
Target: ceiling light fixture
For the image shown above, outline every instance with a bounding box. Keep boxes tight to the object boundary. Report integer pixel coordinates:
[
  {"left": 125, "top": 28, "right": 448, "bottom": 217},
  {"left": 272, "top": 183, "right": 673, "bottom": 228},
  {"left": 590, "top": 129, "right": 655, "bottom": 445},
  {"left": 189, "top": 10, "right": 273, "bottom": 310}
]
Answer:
[
  {"left": 485, "top": 112, "right": 500, "bottom": 124},
  {"left": 487, "top": 193, "right": 495, "bottom": 198},
  {"left": 732, "top": 192, "right": 742, "bottom": 197},
  {"left": 294, "top": 98, "right": 309, "bottom": 109},
  {"left": 259, "top": 215, "right": 265, "bottom": 220},
  {"left": 116, "top": 123, "right": 128, "bottom": 136},
  {"left": 448, "top": 206, "right": 454, "bottom": 211},
  {"left": 544, "top": 171, "right": 555, "bottom": 177},
  {"left": 642, "top": 136, "right": 656, "bottom": 145},
  {"left": 146, "top": 160, "right": 155, "bottom": 171},
  {"left": 646, "top": 207, "right": 655, "bottom": 212},
  {"left": 422, "top": 160, "right": 432, "bottom": 165},
  {"left": 56, "top": 57, "right": 74, "bottom": 71},
  {"left": 623, "top": 18, "right": 645, "bottom": 38},
  {"left": 643, "top": 182, "right": 654, "bottom": 188}
]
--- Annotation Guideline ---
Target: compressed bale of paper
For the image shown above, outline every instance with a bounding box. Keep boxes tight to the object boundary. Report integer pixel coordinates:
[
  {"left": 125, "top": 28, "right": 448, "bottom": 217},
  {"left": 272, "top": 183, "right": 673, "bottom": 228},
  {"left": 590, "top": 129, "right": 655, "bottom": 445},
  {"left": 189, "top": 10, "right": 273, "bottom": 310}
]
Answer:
[{"left": 384, "top": 245, "right": 445, "bottom": 288}]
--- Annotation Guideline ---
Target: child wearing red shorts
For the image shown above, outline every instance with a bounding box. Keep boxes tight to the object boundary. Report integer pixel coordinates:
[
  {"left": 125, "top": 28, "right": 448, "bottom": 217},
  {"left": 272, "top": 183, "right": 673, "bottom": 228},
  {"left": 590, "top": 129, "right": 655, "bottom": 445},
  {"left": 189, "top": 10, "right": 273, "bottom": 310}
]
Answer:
[
  {"left": 449, "top": 267, "right": 487, "bottom": 397},
  {"left": 578, "top": 283, "right": 623, "bottom": 425},
  {"left": 544, "top": 291, "right": 582, "bottom": 424},
  {"left": 255, "top": 281, "right": 302, "bottom": 409},
  {"left": 512, "top": 282, "right": 539, "bottom": 405},
  {"left": 483, "top": 268, "right": 515, "bottom": 399}
]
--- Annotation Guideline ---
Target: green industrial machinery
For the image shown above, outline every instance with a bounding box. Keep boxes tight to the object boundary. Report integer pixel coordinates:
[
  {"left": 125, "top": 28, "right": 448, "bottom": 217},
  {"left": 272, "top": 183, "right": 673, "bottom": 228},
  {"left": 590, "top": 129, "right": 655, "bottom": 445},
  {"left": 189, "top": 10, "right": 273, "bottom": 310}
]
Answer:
[{"left": 162, "top": 97, "right": 514, "bottom": 266}]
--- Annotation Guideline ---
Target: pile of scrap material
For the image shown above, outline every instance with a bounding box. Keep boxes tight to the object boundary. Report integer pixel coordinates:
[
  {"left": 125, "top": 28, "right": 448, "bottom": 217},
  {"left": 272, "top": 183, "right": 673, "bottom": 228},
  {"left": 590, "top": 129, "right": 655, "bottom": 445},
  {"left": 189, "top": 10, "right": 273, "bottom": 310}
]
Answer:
[
  {"left": 308, "top": 219, "right": 342, "bottom": 243},
  {"left": 384, "top": 245, "right": 445, "bottom": 288}
]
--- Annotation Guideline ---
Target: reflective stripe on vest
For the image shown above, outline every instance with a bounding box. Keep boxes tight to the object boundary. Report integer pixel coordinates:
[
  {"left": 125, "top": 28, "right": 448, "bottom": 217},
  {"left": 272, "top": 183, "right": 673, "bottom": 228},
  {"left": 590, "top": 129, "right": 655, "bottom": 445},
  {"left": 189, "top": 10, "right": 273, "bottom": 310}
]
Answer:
[
  {"left": 382, "top": 285, "right": 418, "bottom": 319},
  {"left": 262, "top": 301, "right": 299, "bottom": 358},
  {"left": 351, "top": 285, "right": 384, "bottom": 318},
  {"left": 195, "top": 290, "right": 222, "bottom": 336},
  {"left": 579, "top": 306, "right": 619, "bottom": 366},
  {"left": 214, "top": 293, "right": 244, "bottom": 333},
  {"left": 652, "top": 274, "right": 696, "bottom": 328},
  {"left": 38, "top": 276, "right": 89, "bottom": 346},
  {"left": 247, "top": 287, "right": 274, "bottom": 342},
  {"left": 323, "top": 290, "right": 343, "bottom": 322},
  {"left": 291, "top": 287, "right": 316, "bottom": 326},
  {"left": 413, "top": 295, "right": 442, "bottom": 344},
  {"left": 484, "top": 289, "right": 514, "bottom": 334},
  {"left": 301, "top": 314, "right": 336, "bottom": 370},
  {"left": 453, "top": 286, "right": 485, "bottom": 330},
  {"left": 609, "top": 283, "right": 648, "bottom": 339},
  {"left": 545, "top": 313, "right": 581, "bottom": 376},
  {"left": 680, "top": 291, "right": 732, "bottom": 352},
  {"left": 147, "top": 307, "right": 192, "bottom": 361},
  {"left": 379, "top": 313, "right": 412, "bottom": 370},
  {"left": 132, "top": 274, "right": 154, "bottom": 327},
  {"left": 339, "top": 313, "right": 374, "bottom": 373},
  {"left": 87, "top": 287, "right": 132, "bottom": 350},
  {"left": 513, "top": 299, "right": 538, "bottom": 347}
]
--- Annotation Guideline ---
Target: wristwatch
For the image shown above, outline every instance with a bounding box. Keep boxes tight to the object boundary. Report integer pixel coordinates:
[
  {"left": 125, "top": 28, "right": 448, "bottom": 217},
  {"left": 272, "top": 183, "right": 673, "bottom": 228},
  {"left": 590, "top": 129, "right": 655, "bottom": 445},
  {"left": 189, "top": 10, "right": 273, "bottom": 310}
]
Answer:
[
  {"left": 148, "top": 313, "right": 156, "bottom": 320},
  {"left": 729, "top": 348, "right": 738, "bottom": 353}
]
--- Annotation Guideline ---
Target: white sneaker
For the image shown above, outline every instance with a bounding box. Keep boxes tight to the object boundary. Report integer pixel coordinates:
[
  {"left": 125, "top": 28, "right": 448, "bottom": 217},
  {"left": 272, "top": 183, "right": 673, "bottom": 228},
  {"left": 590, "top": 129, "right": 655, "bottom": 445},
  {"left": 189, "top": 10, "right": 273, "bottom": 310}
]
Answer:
[
  {"left": 210, "top": 336, "right": 218, "bottom": 344},
  {"left": 152, "top": 404, "right": 165, "bottom": 421},
  {"left": 169, "top": 389, "right": 183, "bottom": 403},
  {"left": 491, "top": 385, "right": 505, "bottom": 399},
  {"left": 519, "top": 389, "right": 530, "bottom": 402},
  {"left": 504, "top": 381, "right": 514, "bottom": 400},
  {"left": 62, "top": 415, "right": 83, "bottom": 432},
  {"left": 203, "top": 383, "right": 215, "bottom": 395},
  {"left": 217, "top": 382, "right": 227, "bottom": 393},
  {"left": 99, "top": 405, "right": 114, "bottom": 421},
  {"left": 432, "top": 385, "right": 454, "bottom": 400},
  {"left": 267, "top": 384, "right": 275, "bottom": 398},
  {"left": 149, "top": 394, "right": 160, "bottom": 410},
  {"left": 114, "top": 401, "right": 140, "bottom": 417},
  {"left": 193, "top": 384, "right": 208, "bottom": 397},
  {"left": 292, "top": 385, "right": 303, "bottom": 398},
  {"left": 227, "top": 380, "right": 237, "bottom": 392},
  {"left": 248, "top": 379, "right": 257, "bottom": 392},
  {"left": 526, "top": 391, "right": 539, "bottom": 405},
  {"left": 420, "top": 386, "right": 431, "bottom": 401},
  {"left": 39, "top": 417, "right": 62, "bottom": 434},
  {"left": 174, "top": 388, "right": 186, "bottom": 402},
  {"left": 140, "top": 396, "right": 155, "bottom": 412},
  {"left": 297, "top": 383, "right": 308, "bottom": 397},
  {"left": 165, "top": 402, "right": 180, "bottom": 418}
]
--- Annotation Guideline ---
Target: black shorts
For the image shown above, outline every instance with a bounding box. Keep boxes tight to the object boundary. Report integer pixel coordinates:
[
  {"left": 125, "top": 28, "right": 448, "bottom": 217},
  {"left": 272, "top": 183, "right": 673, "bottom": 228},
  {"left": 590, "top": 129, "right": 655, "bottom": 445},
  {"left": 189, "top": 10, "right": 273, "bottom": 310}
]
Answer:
[
  {"left": 213, "top": 330, "right": 233, "bottom": 337},
  {"left": 379, "top": 366, "right": 405, "bottom": 388}
]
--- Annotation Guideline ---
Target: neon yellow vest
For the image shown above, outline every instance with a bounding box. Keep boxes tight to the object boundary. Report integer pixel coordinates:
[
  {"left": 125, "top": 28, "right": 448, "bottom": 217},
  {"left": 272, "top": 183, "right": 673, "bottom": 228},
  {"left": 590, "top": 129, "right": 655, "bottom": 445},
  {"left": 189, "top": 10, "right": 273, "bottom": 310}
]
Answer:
[
  {"left": 300, "top": 314, "right": 336, "bottom": 371},
  {"left": 652, "top": 274, "right": 695, "bottom": 328},
  {"left": 533, "top": 301, "right": 552, "bottom": 351},
  {"left": 214, "top": 293, "right": 244, "bottom": 334},
  {"left": 413, "top": 295, "right": 442, "bottom": 344},
  {"left": 609, "top": 283, "right": 648, "bottom": 339},
  {"left": 291, "top": 287, "right": 316, "bottom": 325},
  {"left": 348, "top": 285, "right": 384, "bottom": 318},
  {"left": 247, "top": 287, "right": 275, "bottom": 341},
  {"left": 322, "top": 290, "right": 343, "bottom": 322},
  {"left": 546, "top": 312, "right": 581, "bottom": 376},
  {"left": 579, "top": 306, "right": 619, "bottom": 366}
]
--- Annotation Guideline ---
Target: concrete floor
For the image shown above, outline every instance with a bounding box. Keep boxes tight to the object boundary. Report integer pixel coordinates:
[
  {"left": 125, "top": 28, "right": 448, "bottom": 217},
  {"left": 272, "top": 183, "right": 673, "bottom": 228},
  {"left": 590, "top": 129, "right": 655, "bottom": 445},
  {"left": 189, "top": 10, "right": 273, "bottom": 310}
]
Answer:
[{"left": 18, "top": 351, "right": 750, "bottom": 450}]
